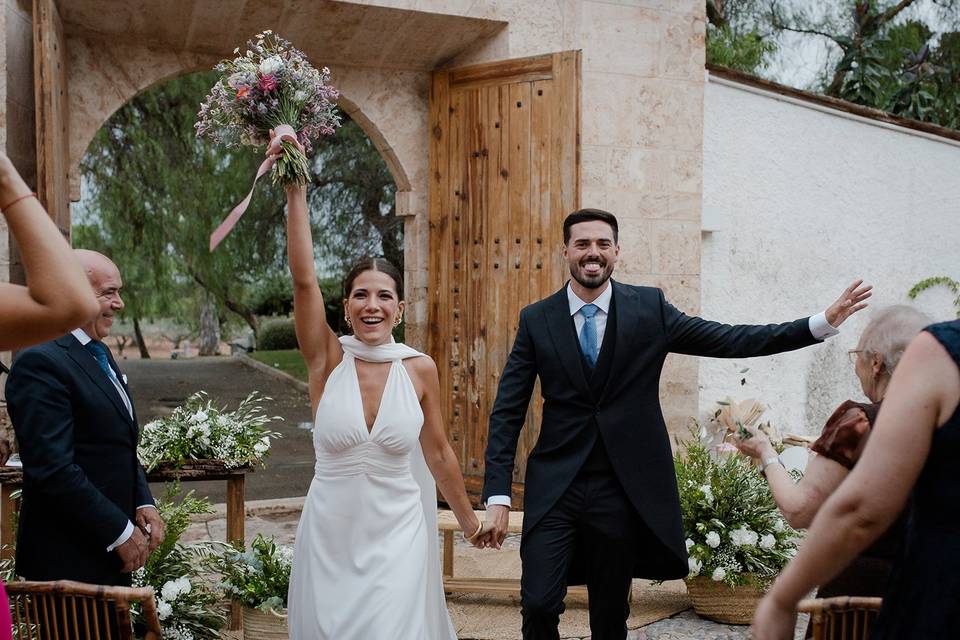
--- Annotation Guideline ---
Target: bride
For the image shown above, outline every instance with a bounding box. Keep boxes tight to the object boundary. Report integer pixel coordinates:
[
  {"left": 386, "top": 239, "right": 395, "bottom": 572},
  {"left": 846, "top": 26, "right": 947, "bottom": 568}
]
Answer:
[{"left": 278, "top": 149, "right": 490, "bottom": 638}]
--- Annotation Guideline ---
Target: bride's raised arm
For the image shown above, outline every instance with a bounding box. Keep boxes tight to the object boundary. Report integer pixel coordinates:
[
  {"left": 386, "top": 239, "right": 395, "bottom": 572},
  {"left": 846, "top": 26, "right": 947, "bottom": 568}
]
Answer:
[{"left": 284, "top": 182, "right": 342, "bottom": 411}]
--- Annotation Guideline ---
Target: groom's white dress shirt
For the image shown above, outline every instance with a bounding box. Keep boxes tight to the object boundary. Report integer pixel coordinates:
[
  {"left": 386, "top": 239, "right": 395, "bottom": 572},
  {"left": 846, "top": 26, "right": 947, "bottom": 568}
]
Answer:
[
  {"left": 71, "top": 328, "right": 156, "bottom": 551},
  {"left": 484, "top": 281, "right": 839, "bottom": 509}
]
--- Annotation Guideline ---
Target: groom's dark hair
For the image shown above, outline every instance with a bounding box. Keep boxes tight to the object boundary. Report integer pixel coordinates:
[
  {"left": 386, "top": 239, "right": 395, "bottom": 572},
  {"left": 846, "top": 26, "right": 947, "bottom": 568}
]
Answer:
[
  {"left": 563, "top": 208, "right": 619, "bottom": 245},
  {"left": 343, "top": 257, "right": 404, "bottom": 299}
]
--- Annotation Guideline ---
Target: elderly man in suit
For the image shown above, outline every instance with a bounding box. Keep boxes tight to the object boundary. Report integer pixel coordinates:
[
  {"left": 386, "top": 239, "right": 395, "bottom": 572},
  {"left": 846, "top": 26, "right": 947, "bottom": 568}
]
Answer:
[
  {"left": 481, "top": 209, "right": 871, "bottom": 640},
  {"left": 6, "top": 249, "right": 165, "bottom": 585}
]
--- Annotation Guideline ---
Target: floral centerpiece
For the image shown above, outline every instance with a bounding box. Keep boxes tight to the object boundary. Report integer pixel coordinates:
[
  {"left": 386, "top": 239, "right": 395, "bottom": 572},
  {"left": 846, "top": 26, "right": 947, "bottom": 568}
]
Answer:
[
  {"left": 676, "top": 420, "right": 800, "bottom": 624},
  {"left": 216, "top": 534, "right": 293, "bottom": 639},
  {"left": 132, "top": 486, "right": 227, "bottom": 640},
  {"left": 138, "top": 391, "right": 282, "bottom": 472},
  {"left": 195, "top": 31, "right": 341, "bottom": 250}
]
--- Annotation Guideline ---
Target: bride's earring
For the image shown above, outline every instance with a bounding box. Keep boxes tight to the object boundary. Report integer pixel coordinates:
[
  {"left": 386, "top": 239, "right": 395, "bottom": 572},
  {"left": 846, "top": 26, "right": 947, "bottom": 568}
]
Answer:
[
  {"left": 393, "top": 314, "right": 402, "bottom": 327},
  {"left": 345, "top": 315, "right": 353, "bottom": 330}
]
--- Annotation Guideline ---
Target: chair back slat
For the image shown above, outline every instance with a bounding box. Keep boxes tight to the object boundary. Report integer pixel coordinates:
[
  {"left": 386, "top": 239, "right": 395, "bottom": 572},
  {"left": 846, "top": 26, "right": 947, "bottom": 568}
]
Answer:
[
  {"left": 5, "top": 580, "right": 160, "bottom": 640},
  {"left": 799, "top": 596, "right": 883, "bottom": 640}
]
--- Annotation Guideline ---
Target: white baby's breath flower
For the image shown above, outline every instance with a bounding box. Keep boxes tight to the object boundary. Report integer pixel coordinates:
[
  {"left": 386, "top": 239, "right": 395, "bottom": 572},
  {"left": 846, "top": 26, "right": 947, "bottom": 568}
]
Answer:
[
  {"left": 711, "top": 567, "right": 726, "bottom": 582},
  {"left": 760, "top": 533, "right": 776, "bottom": 550},
  {"left": 705, "top": 531, "right": 721, "bottom": 548},
  {"left": 687, "top": 557, "right": 702, "bottom": 576}
]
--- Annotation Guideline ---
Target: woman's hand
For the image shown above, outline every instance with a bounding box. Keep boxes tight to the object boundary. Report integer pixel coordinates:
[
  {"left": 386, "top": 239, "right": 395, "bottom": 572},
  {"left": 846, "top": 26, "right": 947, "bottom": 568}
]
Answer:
[
  {"left": 733, "top": 422, "right": 777, "bottom": 460},
  {"left": 751, "top": 591, "right": 798, "bottom": 640}
]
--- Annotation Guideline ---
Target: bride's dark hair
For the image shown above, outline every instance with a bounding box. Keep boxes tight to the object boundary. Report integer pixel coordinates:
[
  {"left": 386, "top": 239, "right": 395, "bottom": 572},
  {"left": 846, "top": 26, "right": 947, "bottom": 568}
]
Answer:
[{"left": 342, "top": 257, "right": 404, "bottom": 299}]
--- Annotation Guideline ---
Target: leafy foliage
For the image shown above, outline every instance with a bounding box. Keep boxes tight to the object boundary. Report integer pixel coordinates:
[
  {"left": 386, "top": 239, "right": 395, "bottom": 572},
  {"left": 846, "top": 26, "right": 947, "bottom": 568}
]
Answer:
[
  {"left": 132, "top": 486, "right": 226, "bottom": 639},
  {"left": 908, "top": 276, "right": 960, "bottom": 318},
  {"left": 216, "top": 534, "right": 293, "bottom": 612},
  {"left": 676, "top": 429, "right": 799, "bottom": 588},
  {"left": 707, "top": 23, "right": 778, "bottom": 73},
  {"left": 258, "top": 318, "right": 300, "bottom": 351}
]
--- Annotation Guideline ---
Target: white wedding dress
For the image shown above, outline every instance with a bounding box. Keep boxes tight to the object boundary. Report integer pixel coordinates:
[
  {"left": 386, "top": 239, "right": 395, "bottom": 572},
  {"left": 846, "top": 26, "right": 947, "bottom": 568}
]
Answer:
[{"left": 287, "top": 336, "right": 457, "bottom": 639}]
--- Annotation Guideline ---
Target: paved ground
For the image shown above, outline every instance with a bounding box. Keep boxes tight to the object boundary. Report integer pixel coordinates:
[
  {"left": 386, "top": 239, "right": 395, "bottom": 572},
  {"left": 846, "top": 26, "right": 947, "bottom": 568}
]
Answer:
[{"left": 124, "top": 356, "right": 316, "bottom": 503}]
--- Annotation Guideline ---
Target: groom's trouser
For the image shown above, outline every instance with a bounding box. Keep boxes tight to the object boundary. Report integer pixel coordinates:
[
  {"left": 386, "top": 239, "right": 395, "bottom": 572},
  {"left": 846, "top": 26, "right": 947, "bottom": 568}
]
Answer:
[{"left": 519, "top": 450, "right": 655, "bottom": 640}]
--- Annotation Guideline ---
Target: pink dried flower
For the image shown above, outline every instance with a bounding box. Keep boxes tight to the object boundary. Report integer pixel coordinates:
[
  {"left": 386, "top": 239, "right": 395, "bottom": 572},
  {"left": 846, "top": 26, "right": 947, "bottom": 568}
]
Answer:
[{"left": 258, "top": 74, "right": 278, "bottom": 92}]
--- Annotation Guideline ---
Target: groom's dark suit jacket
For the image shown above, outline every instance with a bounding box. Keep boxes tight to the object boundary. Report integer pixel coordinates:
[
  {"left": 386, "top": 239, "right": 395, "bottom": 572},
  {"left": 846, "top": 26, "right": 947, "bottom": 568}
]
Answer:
[
  {"left": 482, "top": 281, "right": 819, "bottom": 580},
  {"left": 5, "top": 334, "right": 154, "bottom": 585}
]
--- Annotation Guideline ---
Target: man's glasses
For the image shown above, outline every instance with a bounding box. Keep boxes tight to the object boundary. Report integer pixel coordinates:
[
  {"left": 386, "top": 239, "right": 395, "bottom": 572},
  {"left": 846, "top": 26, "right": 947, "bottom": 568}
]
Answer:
[{"left": 847, "top": 349, "right": 864, "bottom": 364}]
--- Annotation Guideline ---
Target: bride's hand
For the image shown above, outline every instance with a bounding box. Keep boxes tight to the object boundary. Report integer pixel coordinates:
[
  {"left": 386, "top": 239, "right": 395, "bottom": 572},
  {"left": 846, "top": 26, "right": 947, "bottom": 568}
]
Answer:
[{"left": 471, "top": 521, "right": 497, "bottom": 549}]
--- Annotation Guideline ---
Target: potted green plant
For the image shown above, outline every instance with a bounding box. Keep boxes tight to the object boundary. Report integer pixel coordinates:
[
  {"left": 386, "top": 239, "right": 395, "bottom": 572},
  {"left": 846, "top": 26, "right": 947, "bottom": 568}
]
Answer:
[{"left": 218, "top": 534, "right": 293, "bottom": 639}]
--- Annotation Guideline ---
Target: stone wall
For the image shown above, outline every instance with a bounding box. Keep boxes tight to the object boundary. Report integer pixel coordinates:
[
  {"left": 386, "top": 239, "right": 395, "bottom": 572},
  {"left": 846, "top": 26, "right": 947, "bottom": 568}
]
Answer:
[{"left": 701, "top": 74, "right": 960, "bottom": 436}]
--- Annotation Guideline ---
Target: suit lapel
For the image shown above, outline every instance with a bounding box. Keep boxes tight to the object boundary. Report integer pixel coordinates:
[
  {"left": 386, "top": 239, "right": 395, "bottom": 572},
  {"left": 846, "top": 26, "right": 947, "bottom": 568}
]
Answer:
[
  {"left": 106, "top": 349, "right": 138, "bottom": 426},
  {"left": 599, "top": 281, "right": 640, "bottom": 403},
  {"left": 543, "top": 285, "right": 592, "bottom": 399},
  {"left": 57, "top": 335, "right": 135, "bottom": 425}
]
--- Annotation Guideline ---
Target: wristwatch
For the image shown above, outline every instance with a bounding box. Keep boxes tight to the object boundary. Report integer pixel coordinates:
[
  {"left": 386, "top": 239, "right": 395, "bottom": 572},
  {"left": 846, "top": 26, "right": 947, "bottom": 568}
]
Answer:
[{"left": 760, "top": 455, "right": 782, "bottom": 475}]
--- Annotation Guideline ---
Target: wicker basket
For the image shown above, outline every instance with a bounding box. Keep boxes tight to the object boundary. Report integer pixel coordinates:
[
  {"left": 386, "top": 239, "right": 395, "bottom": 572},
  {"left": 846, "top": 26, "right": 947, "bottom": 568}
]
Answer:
[
  {"left": 685, "top": 576, "right": 764, "bottom": 625},
  {"left": 242, "top": 606, "right": 288, "bottom": 640}
]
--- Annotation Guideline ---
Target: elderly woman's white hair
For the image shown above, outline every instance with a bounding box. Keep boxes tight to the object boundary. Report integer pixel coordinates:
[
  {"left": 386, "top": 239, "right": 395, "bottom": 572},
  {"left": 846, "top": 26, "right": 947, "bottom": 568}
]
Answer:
[{"left": 858, "top": 305, "right": 933, "bottom": 374}]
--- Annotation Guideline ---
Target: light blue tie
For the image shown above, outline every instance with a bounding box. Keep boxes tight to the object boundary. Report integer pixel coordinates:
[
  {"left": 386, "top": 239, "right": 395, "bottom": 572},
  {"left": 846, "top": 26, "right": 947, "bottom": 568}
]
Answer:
[{"left": 579, "top": 304, "right": 600, "bottom": 369}]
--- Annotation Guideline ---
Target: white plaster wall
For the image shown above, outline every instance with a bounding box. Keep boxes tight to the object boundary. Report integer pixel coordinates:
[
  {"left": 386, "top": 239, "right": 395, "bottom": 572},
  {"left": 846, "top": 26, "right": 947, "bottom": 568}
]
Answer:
[{"left": 700, "top": 76, "right": 960, "bottom": 437}]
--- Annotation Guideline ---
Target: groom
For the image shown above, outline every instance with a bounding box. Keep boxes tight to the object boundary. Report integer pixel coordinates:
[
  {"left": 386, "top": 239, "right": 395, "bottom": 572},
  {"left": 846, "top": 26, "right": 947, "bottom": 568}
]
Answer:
[{"left": 481, "top": 209, "right": 870, "bottom": 639}]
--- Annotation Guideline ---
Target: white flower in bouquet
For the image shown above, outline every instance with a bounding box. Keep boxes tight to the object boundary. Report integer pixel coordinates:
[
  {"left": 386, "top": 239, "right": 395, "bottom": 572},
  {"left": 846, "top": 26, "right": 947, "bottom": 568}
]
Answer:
[
  {"left": 688, "top": 557, "right": 703, "bottom": 576},
  {"left": 759, "top": 533, "right": 777, "bottom": 550},
  {"left": 730, "top": 527, "right": 758, "bottom": 548},
  {"left": 190, "top": 410, "right": 208, "bottom": 424},
  {"left": 161, "top": 580, "right": 181, "bottom": 602},
  {"left": 711, "top": 567, "right": 726, "bottom": 582},
  {"left": 773, "top": 519, "right": 785, "bottom": 533},
  {"left": 157, "top": 599, "right": 173, "bottom": 621},
  {"left": 705, "top": 531, "right": 721, "bottom": 548},
  {"left": 685, "top": 538, "right": 694, "bottom": 551},
  {"left": 259, "top": 55, "right": 284, "bottom": 76},
  {"left": 254, "top": 435, "right": 271, "bottom": 455}
]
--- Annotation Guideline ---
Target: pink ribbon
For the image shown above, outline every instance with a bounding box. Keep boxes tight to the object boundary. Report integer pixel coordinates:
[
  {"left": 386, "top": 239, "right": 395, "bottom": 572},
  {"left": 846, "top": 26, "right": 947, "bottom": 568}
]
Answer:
[{"left": 209, "top": 124, "right": 303, "bottom": 251}]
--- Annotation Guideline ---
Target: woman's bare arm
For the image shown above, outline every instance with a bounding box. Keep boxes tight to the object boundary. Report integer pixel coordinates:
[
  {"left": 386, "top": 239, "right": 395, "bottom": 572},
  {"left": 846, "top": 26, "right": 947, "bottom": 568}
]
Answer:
[{"left": 0, "top": 153, "right": 98, "bottom": 349}]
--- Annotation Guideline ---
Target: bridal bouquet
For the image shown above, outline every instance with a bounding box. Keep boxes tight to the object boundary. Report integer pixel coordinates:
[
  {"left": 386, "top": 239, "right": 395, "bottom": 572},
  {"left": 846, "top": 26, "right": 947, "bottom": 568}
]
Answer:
[
  {"left": 216, "top": 534, "right": 293, "bottom": 614},
  {"left": 138, "top": 391, "right": 282, "bottom": 471},
  {"left": 195, "top": 31, "right": 341, "bottom": 249}
]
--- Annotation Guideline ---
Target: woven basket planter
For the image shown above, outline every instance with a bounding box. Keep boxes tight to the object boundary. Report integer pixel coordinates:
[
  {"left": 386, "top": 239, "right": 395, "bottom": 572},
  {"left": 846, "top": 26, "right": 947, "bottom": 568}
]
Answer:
[
  {"left": 242, "top": 606, "right": 288, "bottom": 640},
  {"left": 685, "top": 576, "right": 764, "bottom": 625}
]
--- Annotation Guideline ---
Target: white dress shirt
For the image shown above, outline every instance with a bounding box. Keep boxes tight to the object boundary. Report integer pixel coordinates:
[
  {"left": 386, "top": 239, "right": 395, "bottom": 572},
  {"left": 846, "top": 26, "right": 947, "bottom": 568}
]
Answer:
[
  {"left": 71, "top": 328, "right": 155, "bottom": 551},
  {"left": 485, "top": 282, "right": 839, "bottom": 509}
]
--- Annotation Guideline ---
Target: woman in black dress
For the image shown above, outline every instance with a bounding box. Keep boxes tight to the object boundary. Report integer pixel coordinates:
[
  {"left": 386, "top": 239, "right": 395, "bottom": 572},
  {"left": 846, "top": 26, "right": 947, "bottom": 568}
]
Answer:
[{"left": 752, "top": 319, "right": 960, "bottom": 639}]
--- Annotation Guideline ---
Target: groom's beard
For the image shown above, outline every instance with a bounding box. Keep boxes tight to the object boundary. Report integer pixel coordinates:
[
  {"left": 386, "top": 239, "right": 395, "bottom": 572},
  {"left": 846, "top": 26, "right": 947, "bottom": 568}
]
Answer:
[{"left": 569, "top": 259, "right": 614, "bottom": 290}]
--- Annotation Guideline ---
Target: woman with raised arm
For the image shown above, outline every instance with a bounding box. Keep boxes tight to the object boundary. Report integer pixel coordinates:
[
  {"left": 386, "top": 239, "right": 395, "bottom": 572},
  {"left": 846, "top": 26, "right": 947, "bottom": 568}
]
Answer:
[
  {"left": 0, "top": 151, "right": 98, "bottom": 351},
  {"left": 751, "top": 318, "right": 960, "bottom": 640},
  {"left": 273, "top": 135, "right": 490, "bottom": 639}
]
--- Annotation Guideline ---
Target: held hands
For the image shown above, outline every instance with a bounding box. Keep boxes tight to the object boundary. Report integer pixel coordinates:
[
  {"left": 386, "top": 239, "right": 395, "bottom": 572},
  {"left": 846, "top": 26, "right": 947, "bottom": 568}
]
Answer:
[
  {"left": 463, "top": 518, "right": 497, "bottom": 550},
  {"left": 825, "top": 279, "right": 872, "bottom": 328},
  {"left": 116, "top": 527, "right": 150, "bottom": 573},
  {"left": 480, "top": 504, "right": 510, "bottom": 550},
  {"left": 136, "top": 507, "right": 167, "bottom": 553}
]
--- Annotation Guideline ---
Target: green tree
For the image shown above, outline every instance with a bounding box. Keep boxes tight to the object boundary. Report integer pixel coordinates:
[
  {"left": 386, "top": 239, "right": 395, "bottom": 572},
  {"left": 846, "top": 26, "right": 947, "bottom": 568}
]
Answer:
[
  {"left": 77, "top": 71, "right": 399, "bottom": 346},
  {"left": 706, "top": 0, "right": 779, "bottom": 73}
]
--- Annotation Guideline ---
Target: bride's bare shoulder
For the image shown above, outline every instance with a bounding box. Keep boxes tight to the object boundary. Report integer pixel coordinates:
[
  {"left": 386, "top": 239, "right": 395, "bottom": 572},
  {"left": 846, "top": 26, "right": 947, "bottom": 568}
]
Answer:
[{"left": 403, "top": 354, "right": 438, "bottom": 381}]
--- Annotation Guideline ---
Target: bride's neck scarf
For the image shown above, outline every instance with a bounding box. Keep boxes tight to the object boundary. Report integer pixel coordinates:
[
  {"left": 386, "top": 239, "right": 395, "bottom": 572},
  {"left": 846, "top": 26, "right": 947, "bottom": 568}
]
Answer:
[{"left": 339, "top": 334, "right": 423, "bottom": 362}]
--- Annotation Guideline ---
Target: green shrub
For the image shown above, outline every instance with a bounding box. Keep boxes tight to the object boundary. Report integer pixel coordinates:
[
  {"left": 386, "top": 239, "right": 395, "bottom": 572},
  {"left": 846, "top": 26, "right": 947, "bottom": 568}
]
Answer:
[{"left": 258, "top": 318, "right": 299, "bottom": 350}]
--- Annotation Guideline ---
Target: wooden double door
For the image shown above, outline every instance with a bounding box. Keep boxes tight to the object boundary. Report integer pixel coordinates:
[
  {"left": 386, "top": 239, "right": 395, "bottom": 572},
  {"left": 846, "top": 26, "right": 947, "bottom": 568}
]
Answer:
[{"left": 427, "top": 51, "right": 581, "bottom": 503}]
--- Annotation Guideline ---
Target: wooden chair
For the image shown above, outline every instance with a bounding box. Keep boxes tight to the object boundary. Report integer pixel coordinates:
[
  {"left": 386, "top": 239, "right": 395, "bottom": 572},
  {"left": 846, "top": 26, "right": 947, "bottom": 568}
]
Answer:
[
  {"left": 5, "top": 580, "right": 162, "bottom": 640},
  {"left": 799, "top": 596, "right": 883, "bottom": 640}
]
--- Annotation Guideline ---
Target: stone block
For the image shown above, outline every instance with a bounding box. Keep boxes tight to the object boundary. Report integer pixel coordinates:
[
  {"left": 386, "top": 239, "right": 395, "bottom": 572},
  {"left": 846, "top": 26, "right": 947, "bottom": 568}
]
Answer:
[
  {"left": 650, "top": 219, "right": 700, "bottom": 276},
  {"left": 579, "top": 2, "right": 661, "bottom": 77},
  {"left": 605, "top": 187, "right": 670, "bottom": 221},
  {"left": 634, "top": 274, "right": 701, "bottom": 315},
  {"left": 659, "top": 12, "right": 705, "bottom": 82},
  {"left": 671, "top": 150, "right": 702, "bottom": 195},
  {"left": 615, "top": 218, "right": 652, "bottom": 277}
]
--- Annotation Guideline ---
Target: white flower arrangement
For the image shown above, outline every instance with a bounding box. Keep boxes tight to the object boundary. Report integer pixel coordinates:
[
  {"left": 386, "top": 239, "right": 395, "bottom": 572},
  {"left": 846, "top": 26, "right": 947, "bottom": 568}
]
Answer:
[
  {"left": 676, "top": 424, "right": 801, "bottom": 589},
  {"left": 138, "top": 391, "right": 282, "bottom": 471},
  {"left": 132, "top": 487, "right": 228, "bottom": 640}
]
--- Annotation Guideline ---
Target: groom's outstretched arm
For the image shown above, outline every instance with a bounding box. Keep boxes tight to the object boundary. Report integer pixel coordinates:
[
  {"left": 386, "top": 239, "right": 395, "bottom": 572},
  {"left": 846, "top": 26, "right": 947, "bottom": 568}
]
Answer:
[
  {"left": 663, "top": 279, "right": 871, "bottom": 358},
  {"left": 482, "top": 308, "right": 539, "bottom": 505}
]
